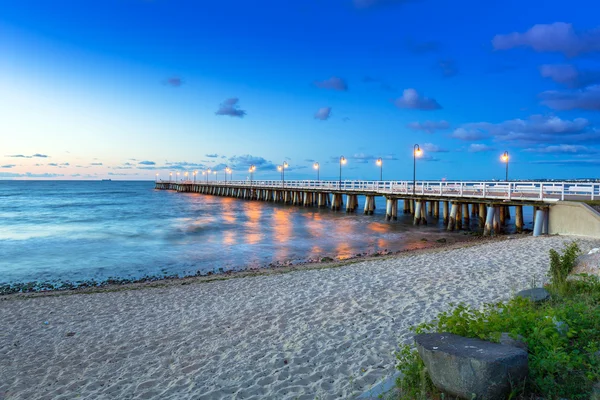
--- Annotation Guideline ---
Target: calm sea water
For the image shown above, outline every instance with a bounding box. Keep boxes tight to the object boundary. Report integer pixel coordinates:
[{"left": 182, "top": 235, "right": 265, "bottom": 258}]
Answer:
[{"left": 0, "top": 181, "right": 525, "bottom": 285}]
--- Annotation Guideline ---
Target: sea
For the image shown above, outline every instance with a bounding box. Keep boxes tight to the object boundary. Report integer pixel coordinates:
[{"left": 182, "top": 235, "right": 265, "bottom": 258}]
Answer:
[{"left": 0, "top": 180, "right": 530, "bottom": 287}]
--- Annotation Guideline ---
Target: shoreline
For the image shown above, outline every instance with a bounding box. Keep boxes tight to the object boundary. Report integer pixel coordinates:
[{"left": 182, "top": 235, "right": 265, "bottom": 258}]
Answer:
[{"left": 1, "top": 233, "right": 512, "bottom": 300}]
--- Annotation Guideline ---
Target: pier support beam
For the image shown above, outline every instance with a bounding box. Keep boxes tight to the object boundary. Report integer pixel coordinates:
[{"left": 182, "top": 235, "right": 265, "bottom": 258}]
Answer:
[
  {"left": 493, "top": 206, "right": 502, "bottom": 234},
  {"left": 478, "top": 204, "right": 486, "bottom": 228},
  {"left": 533, "top": 209, "right": 546, "bottom": 236},
  {"left": 364, "top": 195, "right": 375, "bottom": 215},
  {"left": 403, "top": 199, "right": 410, "bottom": 214},
  {"left": 483, "top": 206, "right": 495, "bottom": 236},
  {"left": 456, "top": 203, "right": 463, "bottom": 230},
  {"left": 443, "top": 201, "right": 449, "bottom": 225},
  {"left": 515, "top": 205, "right": 523, "bottom": 233},
  {"left": 414, "top": 201, "right": 422, "bottom": 225},
  {"left": 433, "top": 201, "right": 439, "bottom": 219},
  {"left": 420, "top": 201, "right": 427, "bottom": 225},
  {"left": 447, "top": 203, "right": 458, "bottom": 231},
  {"left": 463, "top": 204, "right": 470, "bottom": 228}
]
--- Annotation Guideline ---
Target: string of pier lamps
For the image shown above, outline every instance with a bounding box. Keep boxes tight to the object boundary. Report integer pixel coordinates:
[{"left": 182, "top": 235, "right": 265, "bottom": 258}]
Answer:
[
  {"left": 277, "top": 161, "right": 289, "bottom": 187},
  {"left": 339, "top": 156, "right": 346, "bottom": 189},
  {"left": 248, "top": 165, "right": 256, "bottom": 186},
  {"left": 376, "top": 158, "right": 382, "bottom": 181},
  {"left": 501, "top": 151, "right": 509, "bottom": 181}
]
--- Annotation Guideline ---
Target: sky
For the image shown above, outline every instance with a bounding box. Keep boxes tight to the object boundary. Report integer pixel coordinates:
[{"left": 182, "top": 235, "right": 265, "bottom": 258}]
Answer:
[{"left": 1, "top": 0, "right": 600, "bottom": 181}]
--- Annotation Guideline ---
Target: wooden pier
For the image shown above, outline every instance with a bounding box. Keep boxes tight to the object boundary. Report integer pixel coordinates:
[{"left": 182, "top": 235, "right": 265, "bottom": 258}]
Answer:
[{"left": 155, "top": 180, "right": 600, "bottom": 237}]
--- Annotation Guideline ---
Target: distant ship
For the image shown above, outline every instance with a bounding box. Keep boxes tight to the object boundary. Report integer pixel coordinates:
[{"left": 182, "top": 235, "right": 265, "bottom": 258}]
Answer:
[{"left": 101, "top": 179, "right": 112, "bottom": 181}]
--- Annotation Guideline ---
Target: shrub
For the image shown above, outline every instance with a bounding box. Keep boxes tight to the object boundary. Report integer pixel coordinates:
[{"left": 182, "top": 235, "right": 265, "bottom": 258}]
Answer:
[
  {"left": 395, "top": 243, "right": 600, "bottom": 399},
  {"left": 549, "top": 241, "right": 581, "bottom": 292}
]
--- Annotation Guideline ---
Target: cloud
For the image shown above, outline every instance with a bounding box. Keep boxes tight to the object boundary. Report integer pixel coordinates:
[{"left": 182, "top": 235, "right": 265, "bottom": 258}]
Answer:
[
  {"left": 523, "top": 144, "right": 598, "bottom": 154},
  {"left": 1, "top": 164, "right": 16, "bottom": 168},
  {"left": 492, "top": 22, "right": 600, "bottom": 57},
  {"left": 468, "top": 144, "right": 496, "bottom": 153},
  {"left": 329, "top": 153, "right": 397, "bottom": 164},
  {"left": 419, "top": 154, "right": 440, "bottom": 162},
  {"left": 453, "top": 115, "right": 597, "bottom": 145},
  {"left": 451, "top": 128, "right": 489, "bottom": 141},
  {"left": 6, "top": 154, "right": 49, "bottom": 158},
  {"left": 215, "top": 98, "right": 247, "bottom": 118},
  {"left": 314, "top": 107, "right": 332, "bottom": 120},
  {"left": 438, "top": 59, "right": 458, "bottom": 78},
  {"left": 90, "top": 162, "right": 103, "bottom": 166},
  {"left": 540, "top": 64, "right": 600, "bottom": 88},
  {"left": 407, "top": 120, "right": 450, "bottom": 133},
  {"left": 165, "top": 76, "right": 183, "bottom": 87},
  {"left": 221, "top": 155, "right": 227, "bottom": 159},
  {"left": 354, "top": 0, "right": 413, "bottom": 9},
  {"left": 47, "top": 163, "right": 58, "bottom": 166},
  {"left": 529, "top": 159, "right": 600, "bottom": 166},
  {"left": 228, "top": 155, "right": 277, "bottom": 170},
  {"left": 314, "top": 77, "right": 348, "bottom": 91},
  {"left": 406, "top": 39, "right": 441, "bottom": 54},
  {"left": 394, "top": 89, "right": 442, "bottom": 110},
  {"left": 205, "top": 154, "right": 219, "bottom": 158},
  {"left": 61, "top": 163, "right": 70, "bottom": 166},
  {"left": 138, "top": 160, "right": 156, "bottom": 165},
  {"left": 422, "top": 143, "right": 448, "bottom": 153},
  {"left": 540, "top": 85, "right": 600, "bottom": 110},
  {"left": 0, "top": 172, "right": 63, "bottom": 178}
]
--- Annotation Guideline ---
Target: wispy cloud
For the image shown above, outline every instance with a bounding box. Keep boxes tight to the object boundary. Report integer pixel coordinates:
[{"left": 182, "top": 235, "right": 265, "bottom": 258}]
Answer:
[
  {"left": 523, "top": 144, "right": 598, "bottom": 154},
  {"left": 468, "top": 144, "right": 496, "bottom": 153},
  {"left": 314, "top": 107, "right": 332, "bottom": 120},
  {"left": 90, "top": 162, "right": 103, "bottom": 166},
  {"left": 32, "top": 154, "right": 48, "bottom": 158},
  {"left": 540, "top": 85, "right": 600, "bottom": 111},
  {"left": 540, "top": 64, "right": 600, "bottom": 89},
  {"left": 1, "top": 164, "right": 16, "bottom": 168},
  {"left": 492, "top": 22, "right": 600, "bottom": 57},
  {"left": 228, "top": 155, "right": 277, "bottom": 170},
  {"left": 138, "top": 160, "right": 156, "bottom": 165},
  {"left": 407, "top": 120, "right": 450, "bottom": 133},
  {"left": 314, "top": 77, "right": 348, "bottom": 91},
  {"left": 451, "top": 128, "right": 489, "bottom": 141},
  {"left": 205, "top": 154, "right": 219, "bottom": 158},
  {"left": 164, "top": 76, "right": 183, "bottom": 87},
  {"left": 406, "top": 39, "right": 441, "bottom": 54},
  {"left": 0, "top": 172, "right": 63, "bottom": 178},
  {"left": 422, "top": 143, "right": 449, "bottom": 153},
  {"left": 5, "top": 154, "right": 49, "bottom": 158},
  {"left": 394, "top": 89, "right": 442, "bottom": 110},
  {"left": 438, "top": 59, "right": 458, "bottom": 78},
  {"left": 215, "top": 98, "right": 247, "bottom": 118}
]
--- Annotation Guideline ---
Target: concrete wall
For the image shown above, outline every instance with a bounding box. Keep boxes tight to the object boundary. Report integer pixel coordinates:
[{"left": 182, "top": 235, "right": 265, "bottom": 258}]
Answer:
[{"left": 549, "top": 201, "right": 600, "bottom": 238}]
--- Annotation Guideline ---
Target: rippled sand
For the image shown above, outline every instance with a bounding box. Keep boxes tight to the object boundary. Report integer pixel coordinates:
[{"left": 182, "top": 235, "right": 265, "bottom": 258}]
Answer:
[{"left": 2, "top": 235, "right": 599, "bottom": 400}]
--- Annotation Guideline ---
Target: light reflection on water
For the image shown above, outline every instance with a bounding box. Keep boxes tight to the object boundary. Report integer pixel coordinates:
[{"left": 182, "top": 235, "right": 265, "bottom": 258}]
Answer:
[{"left": 0, "top": 181, "right": 531, "bottom": 285}]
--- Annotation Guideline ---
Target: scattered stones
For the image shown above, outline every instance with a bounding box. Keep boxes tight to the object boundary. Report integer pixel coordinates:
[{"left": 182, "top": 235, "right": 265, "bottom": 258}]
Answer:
[
  {"left": 515, "top": 288, "right": 550, "bottom": 303},
  {"left": 436, "top": 238, "right": 447, "bottom": 243},
  {"left": 320, "top": 257, "right": 334, "bottom": 263},
  {"left": 499, "top": 332, "right": 528, "bottom": 352},
  {"left": 420, "top": 238, "right": 428, "bottom": 242},
  {"left": 66, "top": 332, "right": 76, "bottom": 337},
  {"left": 415, "top": 332, "right": 528, "bottom": 400}
]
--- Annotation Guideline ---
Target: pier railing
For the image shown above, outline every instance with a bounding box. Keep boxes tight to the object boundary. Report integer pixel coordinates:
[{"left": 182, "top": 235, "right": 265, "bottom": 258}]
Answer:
[{"left": 159, "top": 180, "right": 599, "bottom": 202}]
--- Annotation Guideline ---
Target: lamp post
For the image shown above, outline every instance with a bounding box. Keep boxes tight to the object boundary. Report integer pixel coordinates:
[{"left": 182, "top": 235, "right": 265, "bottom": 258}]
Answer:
[
  {"left": 249, "top": 165, "right": 256, "bottom": 186},
  {"left": 214, "top": 170, "right": 217, "bottom": 181},
  {"left": 193, "top": 171, "right": 197, "bottom": 184},
  {"left": 501, "top": 151, "right": 509, "bottom": 182},
  {"left": 339, "top": 156, "right": 346, "bottom": 189},
  {"left": 155, "top": 173, "right": 158, "bottom": 183},
  {"left": 225, "top": 167, "right": 231, "bottom": 183},
  {"left": 169, "top": 172, "right": 172, "bottom": 183},
  {"left": 176, "top": 172, "right": 180, "bottom": 183},
  {"left": 207, "top": 169, "right": 211, "bottom": 183},
  {"left": 313, "top": 162, "right": 319, "bottom": 182},
  {"left": 376, "top": 158, "right": 382, "bottom": 181},
  {"left": 184, "top": 171, "right": 188, "bottom": 182},
  {"left": 413, "top": 144, "right": 422, "bottom": 195},
  {"left": 279, "top": 161, "right": 288, "bottom": 187}
]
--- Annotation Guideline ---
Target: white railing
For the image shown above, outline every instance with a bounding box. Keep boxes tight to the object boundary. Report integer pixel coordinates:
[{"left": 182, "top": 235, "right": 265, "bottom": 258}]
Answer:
[{"left": 158, "top": 180, "right": 599, "bottom": 202}]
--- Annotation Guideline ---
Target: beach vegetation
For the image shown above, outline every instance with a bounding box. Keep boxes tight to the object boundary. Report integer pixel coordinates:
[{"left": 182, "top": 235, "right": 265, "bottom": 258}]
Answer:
[{"left": 395, "top": 242, "right": 600, "bottom": 399}]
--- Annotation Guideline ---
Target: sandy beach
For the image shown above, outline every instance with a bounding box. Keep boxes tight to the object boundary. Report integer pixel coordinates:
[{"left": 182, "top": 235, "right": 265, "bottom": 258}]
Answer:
[{"left": 2, "top": 235, "right": 600, "bottom": 400}]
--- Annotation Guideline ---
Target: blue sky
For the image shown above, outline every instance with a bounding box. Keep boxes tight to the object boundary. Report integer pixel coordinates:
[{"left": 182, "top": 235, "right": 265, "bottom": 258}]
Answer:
[{"left": 1, "top": 0, "right": 600, "bottom": 181}]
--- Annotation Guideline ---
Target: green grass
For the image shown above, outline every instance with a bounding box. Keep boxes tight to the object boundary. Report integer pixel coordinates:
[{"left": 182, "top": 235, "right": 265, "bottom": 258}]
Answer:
[{"left": 395, "top": 242, "right": 600, "bottom": 399}]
